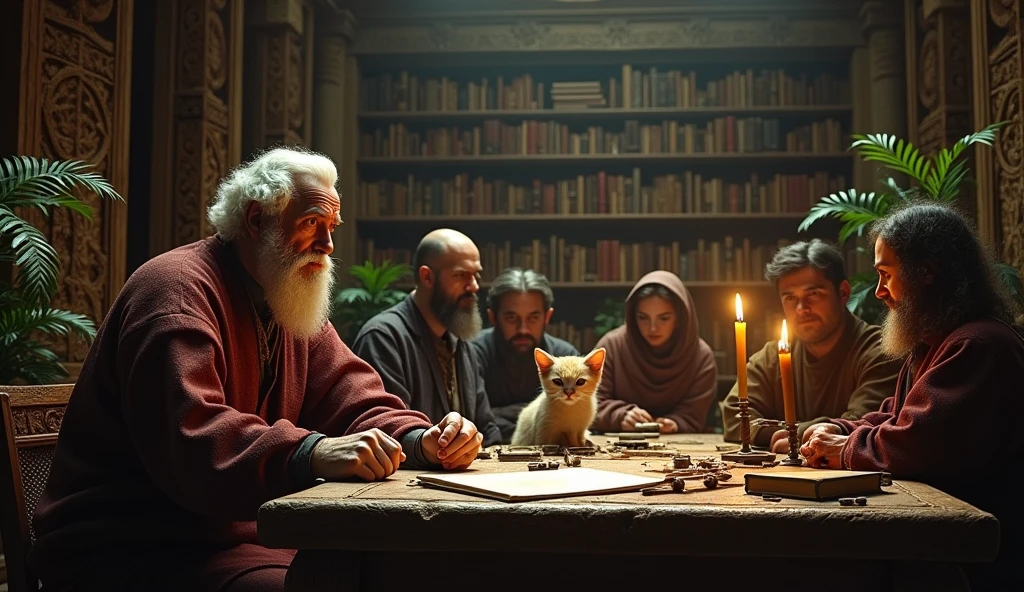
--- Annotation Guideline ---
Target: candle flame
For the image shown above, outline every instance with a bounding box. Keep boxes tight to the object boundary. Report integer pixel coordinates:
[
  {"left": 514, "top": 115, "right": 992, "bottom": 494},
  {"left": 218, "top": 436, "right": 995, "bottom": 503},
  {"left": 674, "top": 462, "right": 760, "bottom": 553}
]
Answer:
[
  {"left": 779, "top": 319, "right": 789, "bottom": 351},
  {"left": 735, "top": 293, "right": 743, "bottom": 322}
]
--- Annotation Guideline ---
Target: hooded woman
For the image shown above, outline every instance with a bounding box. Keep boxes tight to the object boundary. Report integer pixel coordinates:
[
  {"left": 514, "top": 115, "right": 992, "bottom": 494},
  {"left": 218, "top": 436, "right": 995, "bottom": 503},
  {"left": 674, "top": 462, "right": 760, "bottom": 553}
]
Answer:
[{"left": 593, "top": 271, "right": 717, "bottom": 433}]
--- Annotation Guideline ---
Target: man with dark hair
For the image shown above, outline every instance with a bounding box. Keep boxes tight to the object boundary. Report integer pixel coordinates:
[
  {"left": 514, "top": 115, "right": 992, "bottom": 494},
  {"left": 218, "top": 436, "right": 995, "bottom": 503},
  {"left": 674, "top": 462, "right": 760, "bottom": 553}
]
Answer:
[
  {"left": 469, "top": 267, "right": 579, "bottom": 442},
  {"left": 802, "top": 203, "right": 1023, "bottom": 592},
  {"left": 353, "top": 228, "right": 503, "bottom": 447},
  {"left": 723, "top": 239, "right": 901, "bottom": 451}
]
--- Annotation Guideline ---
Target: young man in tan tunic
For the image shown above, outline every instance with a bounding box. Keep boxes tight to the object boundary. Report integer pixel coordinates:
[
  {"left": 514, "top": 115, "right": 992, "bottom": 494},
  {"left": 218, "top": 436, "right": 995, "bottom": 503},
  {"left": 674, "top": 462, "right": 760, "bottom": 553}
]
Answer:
[{"left": 722, "top": 240, "right": 901, "bottom": 452}]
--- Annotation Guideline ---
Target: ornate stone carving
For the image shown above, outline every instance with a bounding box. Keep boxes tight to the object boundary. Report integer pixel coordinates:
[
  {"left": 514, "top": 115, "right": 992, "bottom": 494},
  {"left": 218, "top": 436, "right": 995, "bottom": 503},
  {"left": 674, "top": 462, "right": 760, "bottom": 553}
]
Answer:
[
  {"left": 249, "top": 0, "right": 309, "bottom": 149},
  {"left": 353, "top": 16, "right": 862, "bottom": 55},
  {"left": 913, "top": 0, "right": 971, "bottom": 158},
  {"left": 985, "top": 1, "right": 1024, "bottom": 277},
  {"left": 11, "top": 406, "right": 66, "bottom": 438},
  {"left": 919, "top": 29, "right": 940, "bottom": 111},
  {"left": 162, "top": 0, "right": 239, "bottom": 249},
  {"left": 25, "top": 1, "right": 129, "bottom": 362}
]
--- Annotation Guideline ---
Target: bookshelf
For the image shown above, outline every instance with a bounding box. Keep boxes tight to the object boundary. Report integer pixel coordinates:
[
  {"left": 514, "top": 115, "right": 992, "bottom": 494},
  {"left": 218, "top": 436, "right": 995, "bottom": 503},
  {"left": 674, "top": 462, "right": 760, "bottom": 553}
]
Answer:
[{"left": 340, "top": 3, "right": 863, "bottom": 386}]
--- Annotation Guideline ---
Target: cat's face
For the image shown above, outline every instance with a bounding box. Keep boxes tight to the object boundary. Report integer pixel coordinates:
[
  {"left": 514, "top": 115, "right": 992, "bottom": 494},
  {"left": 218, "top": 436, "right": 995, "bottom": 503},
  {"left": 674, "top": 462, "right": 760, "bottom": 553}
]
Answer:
[{"left": 534, "top": 347, "right": 607, "bottom": 406}]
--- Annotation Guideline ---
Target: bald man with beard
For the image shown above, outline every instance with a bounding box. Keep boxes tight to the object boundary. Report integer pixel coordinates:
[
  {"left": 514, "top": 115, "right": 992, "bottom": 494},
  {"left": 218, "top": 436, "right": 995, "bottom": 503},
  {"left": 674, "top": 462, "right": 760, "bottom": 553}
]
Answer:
[{"left": 353, "top": 229, "right": 503, "bottom": 448}]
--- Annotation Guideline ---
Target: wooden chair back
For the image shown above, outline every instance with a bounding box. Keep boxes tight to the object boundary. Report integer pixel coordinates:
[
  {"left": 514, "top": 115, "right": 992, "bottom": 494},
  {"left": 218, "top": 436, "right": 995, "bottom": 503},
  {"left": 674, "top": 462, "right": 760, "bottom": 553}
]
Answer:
[{"left": 0, "top": 384, "right": 75, "bottom": 592}]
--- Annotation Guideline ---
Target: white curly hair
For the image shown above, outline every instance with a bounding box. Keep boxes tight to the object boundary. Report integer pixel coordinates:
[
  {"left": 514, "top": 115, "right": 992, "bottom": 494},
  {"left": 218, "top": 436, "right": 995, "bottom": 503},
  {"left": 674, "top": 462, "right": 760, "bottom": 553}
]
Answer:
[{"left": 207, "top": 146, "right": 338, "bottom": 241}]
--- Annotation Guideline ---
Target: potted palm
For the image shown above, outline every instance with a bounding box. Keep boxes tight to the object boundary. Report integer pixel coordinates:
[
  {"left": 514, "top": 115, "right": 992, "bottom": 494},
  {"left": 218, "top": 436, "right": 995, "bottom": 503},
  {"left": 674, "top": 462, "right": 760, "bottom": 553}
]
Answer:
[
  {"left": 798, "top": 122, "right": 1022, "bottom": 322},
  {"left": 330, "top": 260, "right": 411, "bottom": 343},
  {"left": 0, "top": 156, "right": 123, "bottom": 384}
]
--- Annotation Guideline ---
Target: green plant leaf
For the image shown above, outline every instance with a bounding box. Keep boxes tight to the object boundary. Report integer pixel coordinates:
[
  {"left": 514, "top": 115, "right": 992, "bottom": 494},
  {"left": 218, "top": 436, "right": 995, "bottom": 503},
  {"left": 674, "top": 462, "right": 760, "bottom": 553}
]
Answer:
[
  {"left": 0, "top": 306, "right": 97, "bottom": 347},
  {"left": 850, "top": 133, "right": 930, "bottom": 186},
  {"left": 996, "top": 262, "right": 1024, "bottom": 312},
  {"left": 0, "top": 205, "right": 60, "bottom": 307},
  {"left": 798, "top": 189, "right": 891, "bottom": 244}
]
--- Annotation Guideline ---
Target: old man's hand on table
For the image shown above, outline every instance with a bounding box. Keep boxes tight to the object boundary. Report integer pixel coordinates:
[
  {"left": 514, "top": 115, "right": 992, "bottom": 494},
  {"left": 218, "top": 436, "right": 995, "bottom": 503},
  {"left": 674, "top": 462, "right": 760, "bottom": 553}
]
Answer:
[
  {"left": 421, "top": 411, "right": 483, "bottom": 470},
  {"left": 799, "top": 422, "right": 848, "bottom": 469},
  {"left": 308, "top": 412, "right": 482, "bottom": 481}
]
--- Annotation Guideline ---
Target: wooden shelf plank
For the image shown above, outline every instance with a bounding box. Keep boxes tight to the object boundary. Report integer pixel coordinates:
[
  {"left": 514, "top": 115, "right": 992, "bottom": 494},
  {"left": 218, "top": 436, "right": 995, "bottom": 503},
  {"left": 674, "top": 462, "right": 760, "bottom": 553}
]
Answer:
[
  {"left": 358, "top": 105, "right": 855, "bottom": 122},
  {"left": 357, "top": 152, "right": 854, "bottom": 165}
]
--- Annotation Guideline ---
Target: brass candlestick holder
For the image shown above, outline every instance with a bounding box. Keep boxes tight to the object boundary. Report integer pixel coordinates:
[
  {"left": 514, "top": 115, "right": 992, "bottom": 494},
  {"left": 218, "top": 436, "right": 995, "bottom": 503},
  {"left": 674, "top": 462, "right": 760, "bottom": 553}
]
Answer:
[
  {"left": 720, "top": 399, "right": 775, "bottom": 464},
  {"left": 779, "top": 421, "right": 803, "bottom": 466}
]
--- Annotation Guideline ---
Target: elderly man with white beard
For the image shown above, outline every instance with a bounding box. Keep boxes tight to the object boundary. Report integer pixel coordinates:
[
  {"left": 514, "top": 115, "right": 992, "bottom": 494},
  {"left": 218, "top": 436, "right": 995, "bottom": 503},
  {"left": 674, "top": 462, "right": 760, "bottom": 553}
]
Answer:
[
  {"left": 29, "top": 147, "right": 483, "bottom": 592},
  {"left": 353, "top": 228, "right": 504, "bottom": 447}
]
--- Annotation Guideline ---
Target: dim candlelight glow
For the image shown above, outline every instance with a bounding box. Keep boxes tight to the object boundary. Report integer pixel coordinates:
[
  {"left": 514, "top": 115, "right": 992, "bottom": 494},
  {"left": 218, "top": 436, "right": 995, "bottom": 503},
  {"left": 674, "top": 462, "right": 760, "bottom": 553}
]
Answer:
[
  {"left": 779, "top": 319, "right": 789, "bottom": 352},
  {"left": 735, "top": 293, "right": 743, "bottom": 321}
]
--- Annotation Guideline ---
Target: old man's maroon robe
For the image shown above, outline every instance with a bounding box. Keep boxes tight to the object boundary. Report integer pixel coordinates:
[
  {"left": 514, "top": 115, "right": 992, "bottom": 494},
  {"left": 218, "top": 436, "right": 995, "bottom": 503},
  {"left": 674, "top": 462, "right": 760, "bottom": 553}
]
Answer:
[{"left": 30, "top": 236, "right": 434, "bottom": 590}]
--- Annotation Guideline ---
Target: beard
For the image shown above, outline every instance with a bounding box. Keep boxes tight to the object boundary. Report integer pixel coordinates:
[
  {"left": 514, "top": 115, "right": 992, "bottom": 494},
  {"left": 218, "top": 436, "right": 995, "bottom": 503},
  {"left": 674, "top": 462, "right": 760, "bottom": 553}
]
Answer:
[
  {"left": 506, "top": 331, "right": 541, "bottom": 357},
  {"left": 879, "top": 296, "right": 925, "bottom": 360},
  {"left": 255, "top": 224, "right": 334, "bottom": 339},
  {"left": 429, "top": 284, "right": 482, "bottom": 341}
]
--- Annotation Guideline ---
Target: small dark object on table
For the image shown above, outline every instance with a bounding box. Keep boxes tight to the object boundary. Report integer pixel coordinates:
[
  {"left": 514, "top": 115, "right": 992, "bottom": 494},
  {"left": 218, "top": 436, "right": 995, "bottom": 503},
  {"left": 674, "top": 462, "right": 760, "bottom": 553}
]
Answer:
[
  {"left": 635, "top": 422, "right": 660, "bottom": 432},
  {"left": 499, "top": 449, "right": 543, "bottom": 462},
  {"left": 671, "top": 477, "right": 686, "bottom": 493},
  {"left": 762, "top": 460, "right": 780, "bottom": 468},
  {"left": 703, "top": 475, "right": 719, "bottom": 489},
  {"left": 541, "top": 445, "right": 562, "bottom": 456},
  {"left": 672, "top": 455, "right": 691, "bottom": 469},
  {"left": 642, "top": 477, "right": 687, "bottom": 496},
  {"left": 762, "top": 495, "right": 782, "bottom": 502},
  {"left": 563, "top": 451, "right": 582, "bottom": 467},
  {"left": 615, "top": 440, "right": 650, "bottom": 449},
  {"left": 839, "top": 497, "right": 855, "bottom": 506},
  {"left": 855, "top": 497, "right": 868, "bottom": 506},
  {"left": 527, "top": 461, "right": 560, "bottom": 471},
  {"left": 476, "top": 450, "right": 492, "bottom": 460},
  {"left": 566, "top": 446, "right": 597, "bottom": 456}
]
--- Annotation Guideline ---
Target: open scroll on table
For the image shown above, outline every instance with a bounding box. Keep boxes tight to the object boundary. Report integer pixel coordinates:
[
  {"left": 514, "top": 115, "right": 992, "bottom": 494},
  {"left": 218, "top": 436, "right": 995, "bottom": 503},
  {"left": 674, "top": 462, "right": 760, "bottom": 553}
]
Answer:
[{"left": 415, "top": 467, "right": 665, "bottom": 502}]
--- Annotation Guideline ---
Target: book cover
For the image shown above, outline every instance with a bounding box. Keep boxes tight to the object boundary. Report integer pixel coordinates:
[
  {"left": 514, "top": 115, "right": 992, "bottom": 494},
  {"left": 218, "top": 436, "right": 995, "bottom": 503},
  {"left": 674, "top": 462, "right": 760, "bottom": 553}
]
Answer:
[
  {"left": 743, "top": 470, "right": 884, "bottom": 501},
  {"left": 416, "top": 467, "right": 665, "bottom": 502}
]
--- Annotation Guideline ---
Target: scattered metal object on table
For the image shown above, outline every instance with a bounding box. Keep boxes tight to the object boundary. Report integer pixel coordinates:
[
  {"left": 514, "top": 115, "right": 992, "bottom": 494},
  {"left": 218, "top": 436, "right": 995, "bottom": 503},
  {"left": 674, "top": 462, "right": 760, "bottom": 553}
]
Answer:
[
  {"left": 635, "top": 422, "right": 661, "bottom": 433},
  {"left": 476, "top": 450, "right": 492, "bottom": 460},
  {"left": 641, "top": 477, "right": 687, "bottom": 496},
  {"left": 541, "top": 445, "right": 562, "bottom": 456},
  {"left": 703, "top": 475, "right": 719, "bottom": 489},
  {"left": 855, "top": 497, "right": 868, "bottom": 506},
  {"left": 497, "top": 449, "right": 543, "bottom": 462},
  {"left": 761, "top": 460, "right": 780, "bottom": 468},
  {"left": 563, "top": 450, "right": 582, "bottom": 467},
  {"left": 839, "top": 497, "right": 855, "bottom": 506},
  {"left": 528, "top": 461, "right": 560, "bottom": 471},
  {"left": 617, "top": 433, "right": 647, "bottom": 441},
  {"left": 614, "top": 440, "right": 650, "bottom": 449},
  {"left": 673, "top": 455, "right": 692, "bottom": 469},
  {"left": 762, "top": 495, "right": 782, "bottom": 502},
  {"left": 566, "top": 446, "right": 598, "bottom": 456},
  {"left": 715, "top": 444, "right": 741, "bottom": 452}
]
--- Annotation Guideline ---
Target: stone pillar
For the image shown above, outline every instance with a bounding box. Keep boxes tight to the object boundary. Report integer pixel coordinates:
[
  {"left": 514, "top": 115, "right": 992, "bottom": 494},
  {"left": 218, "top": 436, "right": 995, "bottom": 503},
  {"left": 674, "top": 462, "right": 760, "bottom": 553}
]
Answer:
[
  {"left": 971, "top": 0, "right": 1024, "bottom": 271},
  {"left": 243, "top": 0, "right": 312, "bottom": 155},
  {"left": 916, "top": 0, "right": 972, "bottom": 156},
  {"left": 149, "top": 0, "right": 244, "bottom": 255},
  {"left": 861, "top": 1, "right": 908, "bottom": 143},
  {"left": 310, "top": 9, "right": 358, "bottom": 274}
]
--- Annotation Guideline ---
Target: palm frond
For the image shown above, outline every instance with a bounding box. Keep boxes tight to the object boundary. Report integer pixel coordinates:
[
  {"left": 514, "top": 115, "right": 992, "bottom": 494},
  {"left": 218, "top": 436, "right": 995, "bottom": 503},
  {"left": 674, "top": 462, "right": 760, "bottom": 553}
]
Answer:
[
  {"left": 933, "top": 160, "right": 970, "bottom": 202},
  {"left": 798, "top": 189, "right": 891, "bottom": 244},
  {"left": 334, "top": 287, "right": 372, "bottom": 305},
  {"left": 0, "top": 306, "right": 96, "bottom": 346},
  {"left": 0, "top": 156, "right": 123, "bottom": 208},
  {"left": 996, "top": 262, "right": 1024, "bottom": 312},
  {"left": 850, "top": 133, "right": 931, "bottom": 186},
  {"left": 948, "top": 121, "right": 1008, "bottom": 162},
  {"left": 0, "top": 205, "right": 60, "bottom": 306}
]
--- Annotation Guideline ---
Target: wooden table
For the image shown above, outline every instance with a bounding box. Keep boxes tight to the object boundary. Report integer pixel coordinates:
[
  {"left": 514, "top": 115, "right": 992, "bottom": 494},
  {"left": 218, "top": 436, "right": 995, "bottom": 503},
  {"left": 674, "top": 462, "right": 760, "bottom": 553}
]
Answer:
[{"left": 258, "top": 434, "right": 999, "bottom": 592}]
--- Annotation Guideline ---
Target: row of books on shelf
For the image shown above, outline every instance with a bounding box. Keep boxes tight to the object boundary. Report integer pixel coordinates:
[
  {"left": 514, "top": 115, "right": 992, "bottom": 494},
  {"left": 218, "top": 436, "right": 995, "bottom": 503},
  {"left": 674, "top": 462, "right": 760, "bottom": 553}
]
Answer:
[
  {"left": 360, "top": 237, "right": 794, "bottom": 284},
  {"left": 360, "top": 118, "right": 845, "bottom": 158},
  {"left": 360, "top": 68, "right": 851, "bottom": 112},
  {"left": 547, "top": 311, "right": 785, "bottom": 374},
  {"left": 358, "top": 171, "right": 846, "bottom": 217}
]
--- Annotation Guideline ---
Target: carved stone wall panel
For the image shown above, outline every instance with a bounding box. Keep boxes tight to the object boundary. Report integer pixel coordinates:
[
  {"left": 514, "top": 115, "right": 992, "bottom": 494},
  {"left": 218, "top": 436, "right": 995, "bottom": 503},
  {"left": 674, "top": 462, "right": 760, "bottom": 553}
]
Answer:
[
  {"left": 18, "top": 1, "right": 132, "bottom": 362},
  {"left": 913, "top": 0, "right": 972, "bottom": 158},
  {"left": 246, "top": 0, "right": 311, "bottom": 151},
  {"left": 984, "top": 0, "right": 1024, "bottom": 274},
  {"left": 151, "top": 0, "right": 242, "bottom": 255},
  {"left": 352, "top": 17, "right": 863, "bottom": 55}
]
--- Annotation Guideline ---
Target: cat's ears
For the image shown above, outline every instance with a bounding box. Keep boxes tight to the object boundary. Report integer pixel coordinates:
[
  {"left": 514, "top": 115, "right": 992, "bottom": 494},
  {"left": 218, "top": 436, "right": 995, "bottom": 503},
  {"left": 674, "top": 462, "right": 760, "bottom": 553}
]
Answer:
[
  {"left": 534, "top": 348, "right": 556, "bottom": 372},
  {"left": 583, "top": 347, "right": 607, "bottom": 372}
]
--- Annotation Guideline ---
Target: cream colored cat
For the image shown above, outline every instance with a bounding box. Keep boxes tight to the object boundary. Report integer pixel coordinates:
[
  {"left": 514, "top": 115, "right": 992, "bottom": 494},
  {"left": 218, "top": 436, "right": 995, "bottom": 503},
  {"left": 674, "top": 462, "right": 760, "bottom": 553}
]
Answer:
[{"left": 510, "top": 347, "right": 607, "bottom": 447}]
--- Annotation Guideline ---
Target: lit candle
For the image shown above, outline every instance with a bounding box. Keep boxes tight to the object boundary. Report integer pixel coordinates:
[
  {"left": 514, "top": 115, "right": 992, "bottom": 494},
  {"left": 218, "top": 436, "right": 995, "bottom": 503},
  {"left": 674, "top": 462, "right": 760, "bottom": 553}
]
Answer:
[
  {"left": 734, "top": 294, "right": 747, "bottom": 401},
  {"left": 778, "top": 320, "right": 796, "bottom": 425}
]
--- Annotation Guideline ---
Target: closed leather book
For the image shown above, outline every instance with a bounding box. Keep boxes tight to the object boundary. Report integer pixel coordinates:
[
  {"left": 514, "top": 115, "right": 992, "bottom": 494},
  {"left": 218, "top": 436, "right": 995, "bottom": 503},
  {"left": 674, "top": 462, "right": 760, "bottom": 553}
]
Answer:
[{"left": 743, "top": 470, "right": 884, "bottom": 500}]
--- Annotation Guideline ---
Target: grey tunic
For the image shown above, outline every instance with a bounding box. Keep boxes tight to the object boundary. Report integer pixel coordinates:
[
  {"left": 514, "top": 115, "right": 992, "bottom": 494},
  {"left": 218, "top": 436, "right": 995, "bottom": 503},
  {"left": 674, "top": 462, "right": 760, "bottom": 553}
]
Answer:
[{"left": 352, "top": 295, "right": 503, "bottom": 447}]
